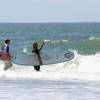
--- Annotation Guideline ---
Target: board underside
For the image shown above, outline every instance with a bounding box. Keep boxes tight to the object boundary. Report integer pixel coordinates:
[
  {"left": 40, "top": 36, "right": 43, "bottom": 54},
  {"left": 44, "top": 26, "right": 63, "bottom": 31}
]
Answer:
[{"left": 12, "top": 51, "right": 74, "bottom": 66}]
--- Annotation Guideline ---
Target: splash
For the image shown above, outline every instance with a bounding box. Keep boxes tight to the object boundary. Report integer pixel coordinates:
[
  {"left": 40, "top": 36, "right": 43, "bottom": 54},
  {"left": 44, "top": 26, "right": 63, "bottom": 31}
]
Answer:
[
  {"left": 44, "top": 39, "right": 68, "bottom": 43},
  {"left": 88, "top": 36, "right": 100, "bottom": 40}
]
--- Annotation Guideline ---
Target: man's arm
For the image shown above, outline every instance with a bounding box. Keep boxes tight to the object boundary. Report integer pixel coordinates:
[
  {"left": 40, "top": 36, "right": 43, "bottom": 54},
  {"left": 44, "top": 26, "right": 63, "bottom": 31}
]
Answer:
[{"left": 39, "top": 42, "right": 44, "bottom": 51}]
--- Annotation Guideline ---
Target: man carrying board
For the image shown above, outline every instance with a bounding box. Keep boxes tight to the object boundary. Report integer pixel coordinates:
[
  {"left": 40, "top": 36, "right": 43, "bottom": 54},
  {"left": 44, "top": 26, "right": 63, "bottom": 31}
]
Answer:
[{"left": 0, "top": 38, "right": 12, "bottom": 70}]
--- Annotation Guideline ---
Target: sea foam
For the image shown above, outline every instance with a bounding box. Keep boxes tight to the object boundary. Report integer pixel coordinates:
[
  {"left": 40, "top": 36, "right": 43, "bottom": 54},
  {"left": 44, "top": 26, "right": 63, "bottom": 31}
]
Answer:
[{"left": 0, "top": 51, "right": 100, "bottom": 80}]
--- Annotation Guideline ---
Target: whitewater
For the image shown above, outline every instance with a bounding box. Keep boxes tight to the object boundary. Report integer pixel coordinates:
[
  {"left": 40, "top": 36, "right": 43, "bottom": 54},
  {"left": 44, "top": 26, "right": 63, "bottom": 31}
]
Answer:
[{"left": 0, "top": 51, "right": 100, "bottom": 81}]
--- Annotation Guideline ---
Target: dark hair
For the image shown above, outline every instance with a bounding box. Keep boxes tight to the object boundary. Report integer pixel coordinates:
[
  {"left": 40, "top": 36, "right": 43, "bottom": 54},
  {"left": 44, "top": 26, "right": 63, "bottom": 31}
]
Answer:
[
  {"left": 32, "top": 42, "right": 38, "bottom": 47},
  {"left": 4, "top": 38, "right": 10, "bottom": 43}
]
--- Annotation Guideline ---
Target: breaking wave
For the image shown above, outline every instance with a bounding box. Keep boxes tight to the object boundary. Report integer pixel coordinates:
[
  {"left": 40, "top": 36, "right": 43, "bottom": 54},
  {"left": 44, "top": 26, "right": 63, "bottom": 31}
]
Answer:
[{"left": 0, "top": 51, "right": 100, "bottom": 81}]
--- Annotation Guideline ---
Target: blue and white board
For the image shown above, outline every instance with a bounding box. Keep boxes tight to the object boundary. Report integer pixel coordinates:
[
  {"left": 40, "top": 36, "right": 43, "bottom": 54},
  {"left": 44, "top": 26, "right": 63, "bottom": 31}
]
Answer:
[{"left": 12, "top": 51, "right": 74, "bottom": 66}]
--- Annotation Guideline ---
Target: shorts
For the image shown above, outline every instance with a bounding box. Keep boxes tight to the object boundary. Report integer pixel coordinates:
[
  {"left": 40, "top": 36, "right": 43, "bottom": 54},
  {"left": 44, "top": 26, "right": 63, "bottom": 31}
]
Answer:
[
  {"left": 34, "top": 65, "right": 40, "bottom": 71},
  {"left": 3, "top": 61, "right": 12, "bottom": 70}
]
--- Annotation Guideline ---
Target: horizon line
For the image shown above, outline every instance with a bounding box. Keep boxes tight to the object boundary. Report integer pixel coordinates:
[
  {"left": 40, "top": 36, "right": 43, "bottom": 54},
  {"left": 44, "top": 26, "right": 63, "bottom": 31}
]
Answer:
[{"left": 0, "top": 21, "right": 100, "bottom": 24}]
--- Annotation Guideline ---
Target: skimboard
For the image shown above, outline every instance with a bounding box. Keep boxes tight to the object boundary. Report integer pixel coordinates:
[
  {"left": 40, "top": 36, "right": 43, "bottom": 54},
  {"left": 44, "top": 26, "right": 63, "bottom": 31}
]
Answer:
[{"left": 12, "top": 51, "right": 74, "bottom": 66}]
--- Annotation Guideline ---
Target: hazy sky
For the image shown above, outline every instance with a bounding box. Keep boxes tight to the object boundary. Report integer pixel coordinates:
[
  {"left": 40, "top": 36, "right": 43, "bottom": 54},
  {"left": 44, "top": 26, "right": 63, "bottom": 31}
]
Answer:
[{"left": 0, "top": 0, "right": 100, "bottom": 22}]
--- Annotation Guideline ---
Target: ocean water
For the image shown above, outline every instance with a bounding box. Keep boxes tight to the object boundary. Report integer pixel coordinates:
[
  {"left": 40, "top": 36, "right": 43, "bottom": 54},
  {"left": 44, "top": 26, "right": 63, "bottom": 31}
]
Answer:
[
  {"left": 0, "top": 23, "right": 100, "bottom": 100},
  {"left": 0, "top": 79, "right": 100, "bottom": 100}
]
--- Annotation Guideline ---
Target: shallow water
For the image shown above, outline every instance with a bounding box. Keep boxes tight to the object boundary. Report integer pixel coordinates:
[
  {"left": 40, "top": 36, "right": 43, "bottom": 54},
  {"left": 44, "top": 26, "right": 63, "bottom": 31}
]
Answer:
[{"left": 0, "top": 79, "right": 100, "bottom": 100}]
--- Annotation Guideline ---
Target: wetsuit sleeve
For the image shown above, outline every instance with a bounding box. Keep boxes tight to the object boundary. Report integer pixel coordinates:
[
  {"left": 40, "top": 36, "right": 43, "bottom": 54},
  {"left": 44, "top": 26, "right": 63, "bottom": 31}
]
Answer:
[
  {"left": 39, "top": 42, "right": 44, "bottom": 51},
  {"left": 6, "top": 46, "right": 9, "bottom": 53}
]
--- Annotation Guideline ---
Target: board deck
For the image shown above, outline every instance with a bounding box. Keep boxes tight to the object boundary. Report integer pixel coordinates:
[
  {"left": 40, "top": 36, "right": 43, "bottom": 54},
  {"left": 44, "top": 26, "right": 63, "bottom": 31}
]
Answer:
[{"left": 12, "top": 51, "right": 74, "bottom": 66}]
